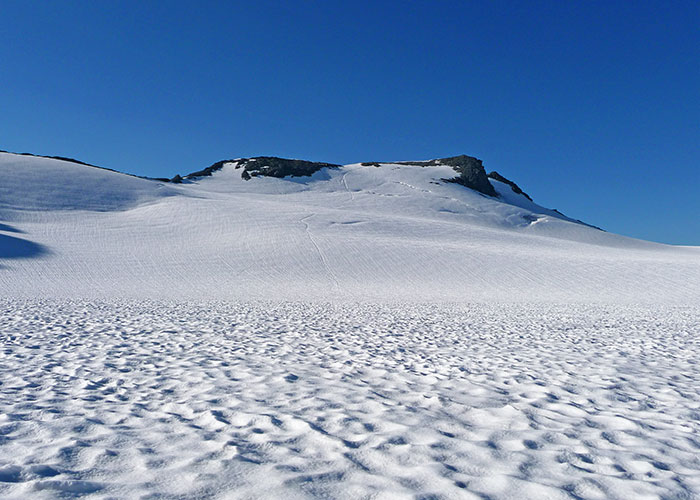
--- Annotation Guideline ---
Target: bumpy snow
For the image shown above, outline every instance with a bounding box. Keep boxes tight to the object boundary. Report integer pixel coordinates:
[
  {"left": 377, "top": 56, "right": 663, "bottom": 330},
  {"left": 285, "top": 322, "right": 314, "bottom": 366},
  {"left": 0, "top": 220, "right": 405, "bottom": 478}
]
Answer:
[
  {"left": 1, "top": 300, "right": 698, "bottom": 499},
  {"left": 1, "top": 153, "right": 699, "bottom": 499}
]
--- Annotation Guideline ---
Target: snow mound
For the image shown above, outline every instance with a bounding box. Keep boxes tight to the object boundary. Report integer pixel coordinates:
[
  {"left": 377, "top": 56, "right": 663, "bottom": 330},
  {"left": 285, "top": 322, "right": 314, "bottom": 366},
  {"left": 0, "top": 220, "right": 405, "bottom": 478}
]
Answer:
[{"left": 0, "top": 152, "right": 178, "bottom": 212}]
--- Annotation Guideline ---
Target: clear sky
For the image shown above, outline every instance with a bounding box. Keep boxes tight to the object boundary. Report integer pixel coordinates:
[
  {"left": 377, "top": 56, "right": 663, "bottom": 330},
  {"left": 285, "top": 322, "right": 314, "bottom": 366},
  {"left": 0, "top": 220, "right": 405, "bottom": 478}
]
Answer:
[{"left": 2, "top": 1, "right": 698, "bottom": 244}]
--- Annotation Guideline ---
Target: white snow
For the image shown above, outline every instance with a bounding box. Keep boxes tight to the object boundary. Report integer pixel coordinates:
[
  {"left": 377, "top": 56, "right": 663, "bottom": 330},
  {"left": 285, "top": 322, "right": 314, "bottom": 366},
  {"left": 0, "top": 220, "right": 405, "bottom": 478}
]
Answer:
[
  {"left": 1, "top": 300, "right": 698, "bottom": 499},
  {"left": 0, "top": 153, "right": 178, "bottom": 212},
  {"left": 1, "top": 153, "right": 698, "bottom": 303},
  {"left": 1, "top": 152, "right": 699, "bottom": 499}
]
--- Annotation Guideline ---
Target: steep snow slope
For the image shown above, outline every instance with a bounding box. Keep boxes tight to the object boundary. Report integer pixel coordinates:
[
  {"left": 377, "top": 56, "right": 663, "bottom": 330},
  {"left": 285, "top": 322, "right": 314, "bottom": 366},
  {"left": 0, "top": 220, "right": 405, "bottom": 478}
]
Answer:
[{"left": 1, "top": 152, "right": 698, "bottom": 303}]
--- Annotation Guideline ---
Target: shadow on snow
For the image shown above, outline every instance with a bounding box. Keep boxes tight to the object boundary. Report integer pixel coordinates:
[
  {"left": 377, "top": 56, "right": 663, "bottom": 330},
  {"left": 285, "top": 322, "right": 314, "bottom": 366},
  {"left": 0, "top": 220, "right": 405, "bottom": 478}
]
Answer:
[{"left": 0, "top": 233, "right": 50, "bottom": 264}]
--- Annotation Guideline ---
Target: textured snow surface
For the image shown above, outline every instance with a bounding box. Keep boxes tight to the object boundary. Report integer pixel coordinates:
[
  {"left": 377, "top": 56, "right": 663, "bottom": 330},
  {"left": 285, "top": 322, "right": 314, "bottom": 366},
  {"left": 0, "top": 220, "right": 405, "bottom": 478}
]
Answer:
[
  {"left": 1, "top": 300, "right": 699, "bottom": 500},
  {"left": 2, "top": 153, "right": 700, "bottom": 498},
  {"left": 1, "top": 153, "right": 699, "bottom": 304}
]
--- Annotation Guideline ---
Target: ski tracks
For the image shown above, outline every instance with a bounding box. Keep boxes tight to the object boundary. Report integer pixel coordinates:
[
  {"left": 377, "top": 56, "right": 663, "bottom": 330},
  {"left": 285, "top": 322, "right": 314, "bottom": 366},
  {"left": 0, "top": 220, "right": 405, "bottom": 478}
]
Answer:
[
  {"left": 300, "top": 213, "right": 341, "bottom": 291},
  {"left": 341, "top": 171, "right": 354, "bottom": 201}
]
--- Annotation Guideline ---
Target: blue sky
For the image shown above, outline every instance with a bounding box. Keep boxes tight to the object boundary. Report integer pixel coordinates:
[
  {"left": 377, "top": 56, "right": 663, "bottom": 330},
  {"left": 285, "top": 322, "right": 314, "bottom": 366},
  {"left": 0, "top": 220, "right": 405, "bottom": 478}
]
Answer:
[{"left": 2, "top": 1, "right": 698, "bottom": 244}]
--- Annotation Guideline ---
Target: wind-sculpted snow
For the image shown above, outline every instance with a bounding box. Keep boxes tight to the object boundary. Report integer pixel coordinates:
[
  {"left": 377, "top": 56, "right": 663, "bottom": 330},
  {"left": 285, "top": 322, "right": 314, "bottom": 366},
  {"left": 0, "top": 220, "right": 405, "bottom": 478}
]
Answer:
[{"left": 0, "top": 300, "right": 698, "bottom": 499}]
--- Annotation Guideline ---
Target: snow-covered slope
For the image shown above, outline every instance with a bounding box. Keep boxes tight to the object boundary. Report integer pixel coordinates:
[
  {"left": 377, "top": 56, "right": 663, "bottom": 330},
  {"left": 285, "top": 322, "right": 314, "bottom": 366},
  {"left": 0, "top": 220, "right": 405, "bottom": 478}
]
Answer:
[
  {"left": 1, "top": 151, "right": 698, "bottom": 303},
  {"left": 0, "top": 152, "right": 178, "bottom": 211},
  {"left": 2, "top": 151, "right": 699, "bottom": 500}
]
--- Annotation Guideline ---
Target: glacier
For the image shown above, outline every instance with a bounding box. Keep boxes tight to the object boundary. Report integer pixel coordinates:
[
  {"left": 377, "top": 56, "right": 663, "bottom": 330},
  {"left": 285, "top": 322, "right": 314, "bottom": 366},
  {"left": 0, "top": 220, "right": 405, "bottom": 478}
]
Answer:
[{"left": 0, "top": 151, "right": 698, "bottom": 499}]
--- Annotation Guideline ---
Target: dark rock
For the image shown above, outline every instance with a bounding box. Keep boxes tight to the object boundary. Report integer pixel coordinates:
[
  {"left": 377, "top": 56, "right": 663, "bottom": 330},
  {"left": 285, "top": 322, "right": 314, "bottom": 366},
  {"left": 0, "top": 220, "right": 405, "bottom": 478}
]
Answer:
[
  {"left": 237, "top": 157, "right": 340, "bottom": 180},
  {"left": 185, "top": 159, "right": 235, "bottom": 179},
  {"left": 360, "top": 155, "right": 498, "bottom": 197},
  {"left": 487, "top": 171, "right": 533, "bottom": 201},
  {"left": 1, "top": 148, "right": 601, "bottom": 231},
  {"left": 437, "top": 155, "right": 498, "bottom": 197},
  {"left": 182, "top": 157, "right": 340, "bottom": 181}
]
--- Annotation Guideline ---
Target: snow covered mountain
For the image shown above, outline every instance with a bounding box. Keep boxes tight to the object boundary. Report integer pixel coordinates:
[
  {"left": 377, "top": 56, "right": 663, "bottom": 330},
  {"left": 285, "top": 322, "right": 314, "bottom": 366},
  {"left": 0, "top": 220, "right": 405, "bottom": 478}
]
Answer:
[
  {"left": 2, "top": 150, "right": 700, "bottom": 500},
  {"left": 1, "top": 150, "right": 698, "bottom": 303}
]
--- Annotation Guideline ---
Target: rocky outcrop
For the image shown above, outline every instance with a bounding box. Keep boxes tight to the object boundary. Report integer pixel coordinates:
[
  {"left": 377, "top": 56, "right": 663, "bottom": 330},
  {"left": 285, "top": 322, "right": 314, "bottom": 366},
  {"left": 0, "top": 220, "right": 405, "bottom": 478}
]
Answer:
[
  {"left": 236, "top": 157, "right": 340, "bottom": 180},
  {"left": 436, "top": 155, "right": 498, "bottom": 197},
  {"left": 487, "top": 171, "right": 533, "bottom": 201},
  {"left": 179, "top": 157, "right": 341, "bottom": 181},
  {"left": 172, "top": 154, "right": 495, "bottom": 196},
  {"left": 361, "top": 155, "right": 498, "bottom": 197},
  {"left": 185, "top": 159, "right": 234, "bottom": 179}
]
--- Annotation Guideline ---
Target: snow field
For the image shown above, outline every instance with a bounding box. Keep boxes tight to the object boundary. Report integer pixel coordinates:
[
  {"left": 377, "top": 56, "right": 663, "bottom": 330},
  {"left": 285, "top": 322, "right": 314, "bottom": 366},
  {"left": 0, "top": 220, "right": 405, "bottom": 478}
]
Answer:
[
  {"left": 1, "top": 300, "right": 698, "bottom": 499},
  {"left": 1, "top": 153, "right": 699, "bottom": 498},
  {"left": 2, "top": 157, "right": 699, "bottom": 304}
]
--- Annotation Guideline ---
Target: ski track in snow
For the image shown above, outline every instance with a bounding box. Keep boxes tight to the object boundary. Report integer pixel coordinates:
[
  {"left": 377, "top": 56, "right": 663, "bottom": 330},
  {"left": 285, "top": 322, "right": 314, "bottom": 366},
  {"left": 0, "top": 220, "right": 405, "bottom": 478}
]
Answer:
[
  {"left": 1, "top": 300, "right": 699, "bottom": 500},
  {"left": 299, "top": 213, "right": 340, "bottom": 292},
  {"left": 341, "top": 171, "right": 354, "bottom": 202}
]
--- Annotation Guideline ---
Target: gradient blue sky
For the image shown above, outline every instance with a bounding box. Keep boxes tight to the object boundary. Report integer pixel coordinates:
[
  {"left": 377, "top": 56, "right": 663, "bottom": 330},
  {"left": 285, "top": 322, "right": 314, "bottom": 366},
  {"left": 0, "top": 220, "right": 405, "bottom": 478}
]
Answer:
[{"left": 2, "top": 1, "right": 698, "bottom": 244}]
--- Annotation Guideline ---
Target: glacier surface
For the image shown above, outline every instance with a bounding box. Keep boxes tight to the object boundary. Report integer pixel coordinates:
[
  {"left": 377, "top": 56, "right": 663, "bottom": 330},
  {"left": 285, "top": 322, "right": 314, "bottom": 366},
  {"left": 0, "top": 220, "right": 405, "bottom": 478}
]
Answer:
[{"left": 0, "top": 152, "right": 699, "bottom": 499}]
